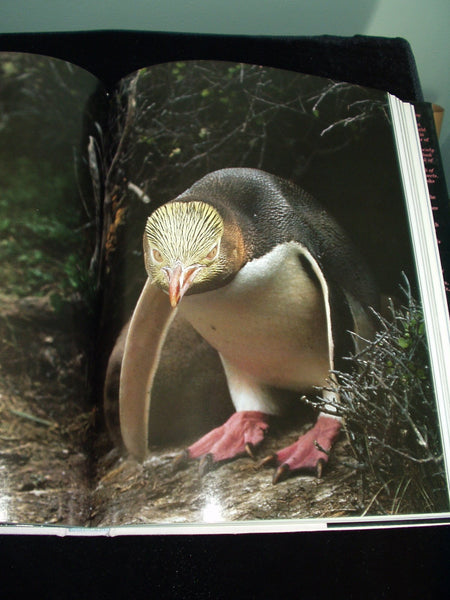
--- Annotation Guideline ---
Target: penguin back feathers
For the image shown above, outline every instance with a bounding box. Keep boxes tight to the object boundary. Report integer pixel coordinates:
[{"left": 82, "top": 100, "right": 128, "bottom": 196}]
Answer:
[{"left": 175, "top": 168, "right": 379, "bottom": 313}]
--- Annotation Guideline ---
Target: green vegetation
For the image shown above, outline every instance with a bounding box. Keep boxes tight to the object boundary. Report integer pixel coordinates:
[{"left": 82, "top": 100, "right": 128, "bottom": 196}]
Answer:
[
  {"left": 0, "top": 53, "right": 102, "bottom": 308},
  {"left": 316, "top": 281, "right": 448, "bottom": 515},
  {"left": 0, "top": 158, "right": 93, "bottom": 304}
]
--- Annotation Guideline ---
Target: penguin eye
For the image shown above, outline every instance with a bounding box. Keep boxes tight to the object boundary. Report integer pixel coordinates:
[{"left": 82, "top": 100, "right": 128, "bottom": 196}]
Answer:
[
  {"left": 151, "top": 248, "right": 164, "bottom": 263},
  {"left": 205, "top": 244, "right": 219, "bottom": 261}
]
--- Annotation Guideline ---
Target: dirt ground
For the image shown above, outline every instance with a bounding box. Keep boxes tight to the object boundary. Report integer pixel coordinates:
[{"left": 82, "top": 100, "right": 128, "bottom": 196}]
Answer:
[
  {"left": 91, "top": 423, "right": 364, "bottom": 527},
  {"left": 0, "top": 293, "right": 94, "bottom": 526},
  {"left": 0, "top": 292, "right": 395, "bottom": 530}
]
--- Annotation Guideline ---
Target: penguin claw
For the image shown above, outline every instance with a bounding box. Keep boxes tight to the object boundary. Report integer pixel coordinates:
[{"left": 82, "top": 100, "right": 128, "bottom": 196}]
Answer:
[
  {"left": 272, "top": 463, "right": 290, "bottom": 485},
  {"left": 260, "top": 454, "right": 325, "bottom": 483},
  {"left": 258, "top": 453, "right": 277, "bottom": 469},
  {"left": 245, "top": 443, "right": 256, "bottom": 460},
  {"left": 199, "top": 453, "right": 214, "bottom": 477},
  {"left": 316, "top": 458, "right": 325, "bottom": 479},
  {"left": 272, "top": 458, "right": 325, "bottom": 483},
  {"left": 172, "top": 449, "right": 190, "bottom": 472}
]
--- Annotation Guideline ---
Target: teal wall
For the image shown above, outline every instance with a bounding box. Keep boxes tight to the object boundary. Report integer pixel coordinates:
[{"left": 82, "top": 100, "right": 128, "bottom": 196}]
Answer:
[{"left": 1, "top": 0, "right": 449, "bottom": 182}]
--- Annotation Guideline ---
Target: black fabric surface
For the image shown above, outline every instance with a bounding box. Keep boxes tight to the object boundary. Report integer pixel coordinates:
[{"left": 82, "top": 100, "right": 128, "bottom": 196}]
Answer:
[
  {"left": 1, "top": 527, "right": 450, "bottom": 599},
  {"left": 0, "top": 30, "right": 422, "bottom": 101}
]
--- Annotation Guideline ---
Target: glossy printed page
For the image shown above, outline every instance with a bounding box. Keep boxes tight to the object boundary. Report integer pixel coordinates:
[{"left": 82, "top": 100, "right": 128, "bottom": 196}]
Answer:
[
  {"left": 1, "top": 58, "right": 448, "bottom": 532},
  {"left": 0, "top": 52, "right": 106, "bottom": 526},
  {"left": 94, "top": 61, "right": 450, "bottom": 529}
]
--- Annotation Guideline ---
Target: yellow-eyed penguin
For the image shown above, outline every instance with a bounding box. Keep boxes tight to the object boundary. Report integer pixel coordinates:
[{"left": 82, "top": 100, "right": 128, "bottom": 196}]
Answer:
[{"left": 116, "top": 168, "right": 379, "bottom": 482}]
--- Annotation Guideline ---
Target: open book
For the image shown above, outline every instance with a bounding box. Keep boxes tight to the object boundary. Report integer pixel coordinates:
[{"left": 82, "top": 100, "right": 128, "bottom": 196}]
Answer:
[{"left": 0, "top": 52, "right": 449, "bottom": 535}]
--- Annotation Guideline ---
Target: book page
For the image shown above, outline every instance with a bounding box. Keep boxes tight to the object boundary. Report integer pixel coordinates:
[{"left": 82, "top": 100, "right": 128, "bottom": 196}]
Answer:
[
  {"left": 0, "top": 52, "right": 107, "bottom": 526},
  {"left": 93, "top": 61, "right": 450, "bottom": 531}
]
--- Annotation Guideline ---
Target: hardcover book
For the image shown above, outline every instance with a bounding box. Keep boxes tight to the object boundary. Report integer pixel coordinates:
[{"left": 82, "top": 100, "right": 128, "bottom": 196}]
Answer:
[{"left": 0, "top": 45, "right": 449, "bottom": 535}]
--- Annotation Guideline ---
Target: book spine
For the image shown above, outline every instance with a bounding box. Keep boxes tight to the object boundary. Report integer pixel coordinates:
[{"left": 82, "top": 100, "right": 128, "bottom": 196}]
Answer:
[{"left": 415, "top": 104, "right": 450, "bottom": 307}]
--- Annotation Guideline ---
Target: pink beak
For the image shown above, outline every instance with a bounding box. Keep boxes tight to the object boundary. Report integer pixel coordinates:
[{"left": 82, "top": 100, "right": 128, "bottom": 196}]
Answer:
[{"left": 164, "top": 262, "right": 203, "bottom": 307}]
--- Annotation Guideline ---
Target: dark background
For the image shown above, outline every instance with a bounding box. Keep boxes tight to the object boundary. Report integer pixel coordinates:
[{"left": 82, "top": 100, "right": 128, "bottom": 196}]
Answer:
[{"left": 0, "top": 30, "right": 448, "bottom": 599}]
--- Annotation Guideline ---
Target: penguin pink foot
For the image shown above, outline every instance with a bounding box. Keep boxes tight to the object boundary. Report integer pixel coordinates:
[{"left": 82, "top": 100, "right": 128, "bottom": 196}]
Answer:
[
  {"left": 263, "top": 415, "right": 341, "bottom": 483},
  {"left": 186, "top": 411, "right": 269, "bottom": 470}
]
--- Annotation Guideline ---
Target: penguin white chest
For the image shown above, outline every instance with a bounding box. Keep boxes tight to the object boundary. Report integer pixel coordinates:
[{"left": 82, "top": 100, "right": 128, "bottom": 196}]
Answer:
[{"left": 179, "top": 242, "right": 331, "bottom": 390}]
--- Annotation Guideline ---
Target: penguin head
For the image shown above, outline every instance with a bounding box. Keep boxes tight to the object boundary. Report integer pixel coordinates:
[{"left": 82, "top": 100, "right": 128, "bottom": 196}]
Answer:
[{"left": 144, "top": 200, "right": 245, "bottom": 307}]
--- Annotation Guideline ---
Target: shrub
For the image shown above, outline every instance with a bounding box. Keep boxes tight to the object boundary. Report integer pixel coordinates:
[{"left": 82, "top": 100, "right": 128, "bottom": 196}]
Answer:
[{"left": 316, "top": 278, "right": 448, "bottom": 515}]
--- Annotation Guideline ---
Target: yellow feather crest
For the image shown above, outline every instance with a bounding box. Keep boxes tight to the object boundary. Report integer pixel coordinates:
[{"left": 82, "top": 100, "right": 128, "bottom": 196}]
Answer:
[{"left": 145, "top": 201, "right": 224, "bottom": 264}]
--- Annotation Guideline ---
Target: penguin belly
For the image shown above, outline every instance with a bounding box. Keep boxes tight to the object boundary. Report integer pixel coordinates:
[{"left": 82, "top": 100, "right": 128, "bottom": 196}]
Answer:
[{"left": 179, "top": 242, "right": 331, "bottom": 393}]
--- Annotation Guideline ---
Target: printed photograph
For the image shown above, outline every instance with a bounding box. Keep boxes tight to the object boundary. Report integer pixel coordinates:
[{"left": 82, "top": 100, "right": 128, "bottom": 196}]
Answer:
[
  {"left": 95, "top": 61, "right": 448, "bottom": 526},
  {"left": 0, "top": 56, "right": 448, "bottom": 529},
  {"left": 0, "top": 53, "right": 104, "bottom": 525}
]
